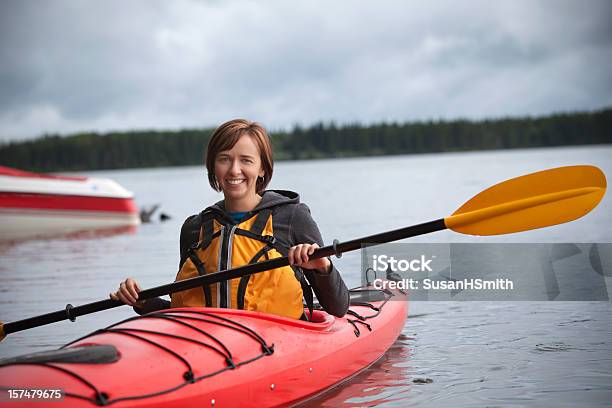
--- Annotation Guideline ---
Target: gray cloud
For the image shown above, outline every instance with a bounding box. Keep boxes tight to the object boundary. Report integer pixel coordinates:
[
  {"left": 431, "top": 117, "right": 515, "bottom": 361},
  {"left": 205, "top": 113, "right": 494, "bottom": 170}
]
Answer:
[{"left": 0, "top": 0, "right": 611, "bottom": 142}]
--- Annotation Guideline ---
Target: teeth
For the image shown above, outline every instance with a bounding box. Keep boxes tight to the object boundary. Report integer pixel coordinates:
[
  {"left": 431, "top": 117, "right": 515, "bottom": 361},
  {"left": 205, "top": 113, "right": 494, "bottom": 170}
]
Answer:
[{"left": 227, "top": 179, "right": 245, "bottom": 185}]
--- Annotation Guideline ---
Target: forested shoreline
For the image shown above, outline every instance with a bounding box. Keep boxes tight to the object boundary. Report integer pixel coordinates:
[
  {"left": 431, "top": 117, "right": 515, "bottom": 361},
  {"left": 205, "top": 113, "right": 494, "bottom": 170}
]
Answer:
[{"left": 1, "top": 108, "right": 610, "bottom": 172}]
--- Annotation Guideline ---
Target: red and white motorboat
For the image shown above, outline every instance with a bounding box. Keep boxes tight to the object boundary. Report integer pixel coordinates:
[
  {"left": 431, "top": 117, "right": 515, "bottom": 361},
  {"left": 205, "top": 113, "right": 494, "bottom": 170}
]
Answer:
[{"left": 0, "top": 166, "right": 140, "bottom": 241}]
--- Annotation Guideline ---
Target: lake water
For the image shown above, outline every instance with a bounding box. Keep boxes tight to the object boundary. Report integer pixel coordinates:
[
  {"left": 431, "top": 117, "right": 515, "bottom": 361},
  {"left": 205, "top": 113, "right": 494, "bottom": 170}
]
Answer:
[{"left": 1, "top": 145, "right": 612, "bottom": 407}]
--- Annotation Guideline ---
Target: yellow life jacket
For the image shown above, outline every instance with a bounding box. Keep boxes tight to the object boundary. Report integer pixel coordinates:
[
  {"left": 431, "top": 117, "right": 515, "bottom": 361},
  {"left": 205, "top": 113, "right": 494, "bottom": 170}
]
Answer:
[{"left": 170, "top": 209, "right": 308, "bottom": 319}]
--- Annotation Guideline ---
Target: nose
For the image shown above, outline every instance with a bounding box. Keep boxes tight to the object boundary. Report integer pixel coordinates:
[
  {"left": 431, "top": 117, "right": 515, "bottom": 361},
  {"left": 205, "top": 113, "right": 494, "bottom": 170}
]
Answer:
[{"left": 229, "top": 159, "right": 242, "bottom": 176}]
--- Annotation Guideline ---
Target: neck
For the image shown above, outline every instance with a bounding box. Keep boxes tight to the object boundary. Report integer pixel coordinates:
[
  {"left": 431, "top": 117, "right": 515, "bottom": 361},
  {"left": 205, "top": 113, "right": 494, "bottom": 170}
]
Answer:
[{"left": 224, "top": 193, "right": 262, "bottom": 212}]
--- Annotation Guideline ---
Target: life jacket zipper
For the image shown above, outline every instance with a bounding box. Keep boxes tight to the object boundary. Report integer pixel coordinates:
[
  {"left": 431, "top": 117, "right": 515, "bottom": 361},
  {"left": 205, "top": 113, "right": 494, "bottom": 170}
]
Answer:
[
  {"left": 216, "top": 226, "right": 224, "bottom": 308},
  {"left": 218, "top": 224, "right": 236, "bottom": 308}
]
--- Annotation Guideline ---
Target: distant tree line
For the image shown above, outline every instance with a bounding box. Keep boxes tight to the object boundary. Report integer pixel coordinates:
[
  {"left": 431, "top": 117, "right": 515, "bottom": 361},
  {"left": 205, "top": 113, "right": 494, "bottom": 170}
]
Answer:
[{"left": 1, "top": 108, "right": 610, "bottom": 172}]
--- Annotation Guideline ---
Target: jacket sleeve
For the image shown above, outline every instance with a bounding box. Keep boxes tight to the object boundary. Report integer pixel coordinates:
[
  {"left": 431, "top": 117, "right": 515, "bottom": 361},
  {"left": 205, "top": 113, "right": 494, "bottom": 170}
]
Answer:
[
  {"left": 290, "top": 203, "right": 350, "bottom": 317},
  {"left": 133, "top": 297, "right": 171, "bottom": 315}
]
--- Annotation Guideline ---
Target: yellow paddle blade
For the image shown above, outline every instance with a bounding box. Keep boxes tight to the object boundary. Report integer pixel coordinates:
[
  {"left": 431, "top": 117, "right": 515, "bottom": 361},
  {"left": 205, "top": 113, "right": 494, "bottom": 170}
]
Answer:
[{"left": 445, "top": 165, "right": 606, "bottom": 236}]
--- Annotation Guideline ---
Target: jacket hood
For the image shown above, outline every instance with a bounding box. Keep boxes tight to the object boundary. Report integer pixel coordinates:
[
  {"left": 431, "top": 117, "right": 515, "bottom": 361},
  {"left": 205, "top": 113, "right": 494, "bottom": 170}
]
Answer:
[{"left": 207, "top": 190, "right": 300, "bottom": 215}]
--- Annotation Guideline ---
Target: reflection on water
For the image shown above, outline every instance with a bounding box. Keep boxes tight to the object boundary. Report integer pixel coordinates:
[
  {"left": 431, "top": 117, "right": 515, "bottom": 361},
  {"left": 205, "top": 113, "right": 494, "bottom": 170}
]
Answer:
[
  {"left": 298, "top": 334, "right": 414, "bottom": 407},
  {"left": 0, "top": 224, "right": 137, "bottom": 247}
]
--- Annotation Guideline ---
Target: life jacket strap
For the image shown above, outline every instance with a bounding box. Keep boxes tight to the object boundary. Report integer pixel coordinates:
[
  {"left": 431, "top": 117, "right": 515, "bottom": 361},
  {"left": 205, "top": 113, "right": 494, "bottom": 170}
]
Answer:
[
  {"left": 234, "top": 228, "right": 276, "bottom": 245},
  {"left": 250, "top": 209, "right": 272, "bottom": 235},
  {"left": 187, "top": 249, "right": 212, "bottom": 307},
  {"left": 199, "top": 211, "right": 216, "bottom": 250},
  {"left": 301, "top": 275, "right": 314, "bottom": 321}
]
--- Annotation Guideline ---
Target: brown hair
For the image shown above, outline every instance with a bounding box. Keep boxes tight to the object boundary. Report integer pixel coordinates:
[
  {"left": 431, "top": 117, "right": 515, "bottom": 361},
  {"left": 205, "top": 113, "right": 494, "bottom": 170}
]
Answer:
[{"left": 205, "top": 119, "right": 273, "bottom": 194}]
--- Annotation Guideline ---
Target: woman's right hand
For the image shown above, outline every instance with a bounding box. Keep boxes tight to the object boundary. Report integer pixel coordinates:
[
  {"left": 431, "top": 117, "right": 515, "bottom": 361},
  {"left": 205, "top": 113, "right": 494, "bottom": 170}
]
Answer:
[{"left": 110, "top": 278, "right": 144, "bottom": 307}]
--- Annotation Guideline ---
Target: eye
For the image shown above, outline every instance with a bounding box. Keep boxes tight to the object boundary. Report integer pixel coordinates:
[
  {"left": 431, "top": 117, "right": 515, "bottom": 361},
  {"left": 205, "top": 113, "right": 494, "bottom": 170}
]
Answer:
[
  {"left": 217, "top": 156, "right": 229, "bottom": 163},
  {"left": 242, "top": 158, "right": 254, "bottom": 164}
]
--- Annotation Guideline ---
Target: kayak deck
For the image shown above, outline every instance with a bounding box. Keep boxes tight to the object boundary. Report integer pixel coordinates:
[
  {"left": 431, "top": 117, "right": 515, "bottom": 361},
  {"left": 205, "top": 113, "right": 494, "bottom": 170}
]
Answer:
[{"left": 0, "top": 288, "right": 408, "bottom": 407}]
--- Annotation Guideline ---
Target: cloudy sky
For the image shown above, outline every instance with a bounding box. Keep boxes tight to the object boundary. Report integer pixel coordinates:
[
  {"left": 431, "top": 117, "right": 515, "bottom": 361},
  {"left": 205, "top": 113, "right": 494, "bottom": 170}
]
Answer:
[{"left": 0, "top": 0, "right": 611, "bottom": 142}]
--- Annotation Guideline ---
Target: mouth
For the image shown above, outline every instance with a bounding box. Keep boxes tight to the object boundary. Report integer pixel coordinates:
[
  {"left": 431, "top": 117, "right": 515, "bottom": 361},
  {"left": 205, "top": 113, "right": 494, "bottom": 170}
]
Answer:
[{"left": 226, "top": 178, "right": 246, "bottom": 185}]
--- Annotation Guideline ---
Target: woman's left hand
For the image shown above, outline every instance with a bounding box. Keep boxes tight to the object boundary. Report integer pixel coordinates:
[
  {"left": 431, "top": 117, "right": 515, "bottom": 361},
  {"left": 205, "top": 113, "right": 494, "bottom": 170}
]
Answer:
[{"left": 288, "top": 243, "right": 331, "bottom": 274}]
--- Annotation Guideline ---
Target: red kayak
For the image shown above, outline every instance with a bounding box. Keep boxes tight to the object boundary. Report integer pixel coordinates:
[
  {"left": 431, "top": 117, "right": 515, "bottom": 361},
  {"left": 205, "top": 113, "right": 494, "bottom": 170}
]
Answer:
[{"left": 0, "top": 288, "right": 407, "bottom": 407}]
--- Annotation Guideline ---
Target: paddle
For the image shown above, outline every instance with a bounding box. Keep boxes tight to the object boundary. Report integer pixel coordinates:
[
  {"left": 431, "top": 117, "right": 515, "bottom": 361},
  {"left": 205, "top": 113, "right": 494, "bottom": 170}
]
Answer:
[{"left": 0, "top": 165, "right": 606, "bottom": 341}]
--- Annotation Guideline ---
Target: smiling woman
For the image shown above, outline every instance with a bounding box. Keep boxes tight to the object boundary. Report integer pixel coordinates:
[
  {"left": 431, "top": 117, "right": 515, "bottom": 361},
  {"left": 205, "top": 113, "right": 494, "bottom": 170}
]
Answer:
[{"left": 111, "top": 119, "right": 350, "bottom": 320}]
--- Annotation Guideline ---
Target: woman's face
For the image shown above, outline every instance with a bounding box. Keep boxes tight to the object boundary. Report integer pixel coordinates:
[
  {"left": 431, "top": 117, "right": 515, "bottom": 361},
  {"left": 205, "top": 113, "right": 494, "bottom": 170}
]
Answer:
[{"left": 214, "top": 134, "right": 265, "bottom": 202}]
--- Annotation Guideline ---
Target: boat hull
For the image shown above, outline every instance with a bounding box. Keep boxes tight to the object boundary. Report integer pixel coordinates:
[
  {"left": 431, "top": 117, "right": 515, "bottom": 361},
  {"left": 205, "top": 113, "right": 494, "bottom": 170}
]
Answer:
[{"left": 0, "top": 166, "right": 139, "bottom": 242}]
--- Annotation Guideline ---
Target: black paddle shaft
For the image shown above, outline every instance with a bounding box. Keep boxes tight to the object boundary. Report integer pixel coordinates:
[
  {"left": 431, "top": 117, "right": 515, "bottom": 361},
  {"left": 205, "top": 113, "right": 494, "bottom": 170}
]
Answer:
[{"left": 3, "top": 219, "right": 446, "bottom": 335}]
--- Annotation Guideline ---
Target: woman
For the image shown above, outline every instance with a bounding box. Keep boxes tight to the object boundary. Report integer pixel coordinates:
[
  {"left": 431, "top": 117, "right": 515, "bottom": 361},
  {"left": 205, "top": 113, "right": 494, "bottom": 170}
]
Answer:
[{"left": 111, "top": 119, "right": 349, "bottom": 319}]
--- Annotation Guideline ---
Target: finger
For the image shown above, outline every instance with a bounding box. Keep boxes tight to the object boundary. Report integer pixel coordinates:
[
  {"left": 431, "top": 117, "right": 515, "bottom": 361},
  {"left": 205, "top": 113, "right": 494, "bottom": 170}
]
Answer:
[
  {"left": 296, "top": 245, "right": 308, "bottom": 265},
  {"left": 291, "top": 245, "right": 304, "bottom": 265},
  {"left": 288, "top": 247, "right": 295, "bottom": 265},
  {"left": 126, "top": 279, "right": 140, "bottom": 300},
  {"left": 300, "top": 245, "right": 310, "bottom": 263},
  {"left": 307, "top": 243, "right": 319, "bottom": 256},
  {"left": 120, "top": 282, "right": 137, "bottom": 304},
  {"left": 118, "top": 288, "right": 134, "bottom": 305},
  {"left": 307, "top": 243, "right": 321, "bottom": 264},
  {"left": 116, "top": 291, "right": 133, "bottom": 306},
  {"left": 124, "top": 283, "right": 138, "bottom": 303},
  {"left": 109, "top": 292, "right": 118, "bottom": 301}
]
